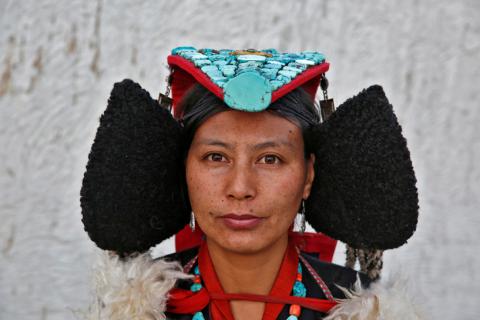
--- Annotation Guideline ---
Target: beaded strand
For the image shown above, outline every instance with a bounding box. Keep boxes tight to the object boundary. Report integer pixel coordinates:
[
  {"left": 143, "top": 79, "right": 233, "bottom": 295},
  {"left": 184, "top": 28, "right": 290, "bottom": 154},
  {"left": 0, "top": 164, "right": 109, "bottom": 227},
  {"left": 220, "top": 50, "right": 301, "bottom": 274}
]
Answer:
[
  {"left": 189, "top": 262, "right": 306, "bottom": 320},
  {"left": 288, "top": 263, "right": 306, "bottom": 320},
  {"left": 190, "top": 265, "right": 205, "bottom": 320}
]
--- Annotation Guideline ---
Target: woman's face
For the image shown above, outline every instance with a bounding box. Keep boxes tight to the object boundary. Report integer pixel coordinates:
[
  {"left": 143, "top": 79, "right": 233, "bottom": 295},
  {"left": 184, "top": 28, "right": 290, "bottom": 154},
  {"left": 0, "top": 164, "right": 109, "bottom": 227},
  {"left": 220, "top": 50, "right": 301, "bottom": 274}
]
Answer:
[{"left": 185, "top": 110, "right": 314, "bottom": 254}]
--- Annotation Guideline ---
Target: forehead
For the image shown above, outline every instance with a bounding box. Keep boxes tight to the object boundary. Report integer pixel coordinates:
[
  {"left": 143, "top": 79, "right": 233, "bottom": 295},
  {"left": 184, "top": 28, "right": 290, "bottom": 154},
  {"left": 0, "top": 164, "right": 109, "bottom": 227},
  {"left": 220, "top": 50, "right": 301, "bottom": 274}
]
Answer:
[{"left": 191, "top": 110, "right": 303, "bottom": 147}]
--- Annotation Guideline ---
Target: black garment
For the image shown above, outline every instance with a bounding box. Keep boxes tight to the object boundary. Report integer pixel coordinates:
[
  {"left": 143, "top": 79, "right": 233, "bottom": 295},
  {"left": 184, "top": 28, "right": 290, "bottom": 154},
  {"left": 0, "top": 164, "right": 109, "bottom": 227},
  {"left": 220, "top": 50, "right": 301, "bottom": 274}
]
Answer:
[{"left": 163, "top": 247, "right": 372, "bottom": 320}]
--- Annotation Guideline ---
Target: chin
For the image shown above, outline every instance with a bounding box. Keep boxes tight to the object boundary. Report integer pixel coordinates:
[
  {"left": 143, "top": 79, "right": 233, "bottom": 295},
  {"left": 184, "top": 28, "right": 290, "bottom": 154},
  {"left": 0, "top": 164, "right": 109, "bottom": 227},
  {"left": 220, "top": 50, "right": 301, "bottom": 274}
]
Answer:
[{"left": 209, "top": 229, "right": 286, "bottom": 255}]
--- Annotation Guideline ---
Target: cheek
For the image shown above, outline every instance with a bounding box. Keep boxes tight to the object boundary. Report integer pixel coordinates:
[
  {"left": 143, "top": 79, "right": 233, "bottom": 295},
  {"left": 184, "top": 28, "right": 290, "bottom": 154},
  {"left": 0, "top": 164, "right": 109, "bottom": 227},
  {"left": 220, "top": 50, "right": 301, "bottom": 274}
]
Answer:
[
  {"left": 186, "top": 162, "right": 224, "bottom": 225},
  {"left": 260, "top": 167, "right": 306, "bottom": 218}
]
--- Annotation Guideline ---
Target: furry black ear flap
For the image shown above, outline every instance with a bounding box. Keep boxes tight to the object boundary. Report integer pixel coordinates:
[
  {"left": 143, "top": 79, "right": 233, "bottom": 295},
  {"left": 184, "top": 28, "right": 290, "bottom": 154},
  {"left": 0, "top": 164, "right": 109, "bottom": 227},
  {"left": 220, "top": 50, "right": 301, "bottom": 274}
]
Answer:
[
  {"left": 305, "top": 85, "right": 418, "bottom": 250},
  {"left": 80, "top": 79, "right": 190, "bottom": 255}
]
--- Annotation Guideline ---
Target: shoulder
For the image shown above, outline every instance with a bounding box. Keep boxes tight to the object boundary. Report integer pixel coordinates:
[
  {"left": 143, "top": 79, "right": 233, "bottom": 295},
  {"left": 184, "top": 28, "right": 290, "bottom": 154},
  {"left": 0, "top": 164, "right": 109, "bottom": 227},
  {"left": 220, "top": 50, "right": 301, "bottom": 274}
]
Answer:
[{"left": 300, "top": 252, "right": 372, "bottom": 299}]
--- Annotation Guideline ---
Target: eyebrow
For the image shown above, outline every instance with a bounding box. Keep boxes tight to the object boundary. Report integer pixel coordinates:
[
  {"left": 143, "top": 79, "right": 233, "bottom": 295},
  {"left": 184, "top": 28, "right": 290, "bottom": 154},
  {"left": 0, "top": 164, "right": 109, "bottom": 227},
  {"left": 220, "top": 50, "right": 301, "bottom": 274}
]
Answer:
[
  {"left": 196, "top": 139, "right": 234, "bottom": 150},
  {"left": 196, "top": 138, "right": 295, "bottom": 150},
  {"left": 252, "top": 140, "right": 295, "bottom": 151}
]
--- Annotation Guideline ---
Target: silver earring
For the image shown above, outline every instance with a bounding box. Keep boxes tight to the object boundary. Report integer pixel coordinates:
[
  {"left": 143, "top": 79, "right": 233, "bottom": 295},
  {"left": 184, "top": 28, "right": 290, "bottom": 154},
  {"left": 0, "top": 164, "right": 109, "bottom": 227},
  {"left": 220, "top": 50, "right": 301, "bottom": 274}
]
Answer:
[
  {"left": 189, "top": 211, "right": 195, "bottom": 231},
  {"left": 299, "top": 201, "right": 306, "bottom": 233}
]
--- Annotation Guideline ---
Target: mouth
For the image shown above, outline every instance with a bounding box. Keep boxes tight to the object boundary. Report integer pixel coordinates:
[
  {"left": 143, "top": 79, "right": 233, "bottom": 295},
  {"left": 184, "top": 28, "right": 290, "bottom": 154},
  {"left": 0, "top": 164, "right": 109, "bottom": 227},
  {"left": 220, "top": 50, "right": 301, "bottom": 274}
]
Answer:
[{"left": 219, "top": 213, "right": 265, "bottom": 230}]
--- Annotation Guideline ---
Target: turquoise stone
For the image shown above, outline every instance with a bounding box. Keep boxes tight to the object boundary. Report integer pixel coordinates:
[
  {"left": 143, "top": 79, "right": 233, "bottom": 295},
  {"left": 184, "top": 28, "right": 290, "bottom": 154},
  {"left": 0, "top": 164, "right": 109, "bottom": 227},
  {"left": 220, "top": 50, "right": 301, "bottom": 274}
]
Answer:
[
  {"left": 194, "top": 59, "right": 212, "bottom": 67},
  {"left": 266, "top": 60, "right": 285, "bottom": 66},
  {"left": 211, "top": 75, "right": 228, "bottom": 83},
  {"left": 223, "top": 71, "right": 272, "bottom": 112},
  {"left": 263, "top": 63, "right": 282, "bottom": 69},
  {"left": 208, "top": 55, "right": 226, "bottom": 62},
  {"left": 216, "top": 80, "right": 227, "bottom": 88},
  {"left": 288, "top": 62, "right": 308, "bottom": 71},
  {"left": 221, "top": 69, "right": 236, "bottom": 78},
  {"left": 295, "top": 59, "right": 315, "bottom": 66},
  {"left": 236, "top": 67, "right": 259, "bottom": 75},
  {"left": 205, "top": 69, "right": 223, "bottom": 78},
  {"left": 283, "top": 66, "right": 303, "bottom": 73},
  {"left": 237, "top": 54, "right": 266, "bottom": 62},
  {"left": 276, "top": 74, "right": 291, "bottom": 83},
  {"left": 179, "top": 51, "right": 197, "bottom": 59},
  {"left": 190, "top": 283, "right": 202, "bottom": 292},
  {"left": 213, "top": 60, "right": 228, "bottom": 66},
  {"left": 278, "top": 70, "right": 298, "bottom": 78},
  {"left": 269, "top": 80, "right": 284, "bottom": 90},
  {"left": 192, "top": 311, "right": 205, "bottom": 320},
  {"left": 199, "top": 48, "right": 216, "bottom": 55},
  {"left": 286, "top": 316, "right": 298, "bottom": 320},
  {"left": 293, "top": 281, "right": 306, "bottom": 297},
  {"left": 201, "top": 65, "right": 220, "bottom": 72},
  {"left": 238, "top": 61, "right": 264, "bottom": 69},
  {"left": 190, "top": 53, "right": 208, "bottom": 60},
  {"left": 297, "top": 263, "right": 302, "bottom": 273},
  {"left": 194, "top": 266, "right": 200, "bottom": 275},
  {"left": 171, "top": 46, "right": 196, "bottom": 55},
  {"left": 260, "top": 68, "right": 278, "bottom": 80}
]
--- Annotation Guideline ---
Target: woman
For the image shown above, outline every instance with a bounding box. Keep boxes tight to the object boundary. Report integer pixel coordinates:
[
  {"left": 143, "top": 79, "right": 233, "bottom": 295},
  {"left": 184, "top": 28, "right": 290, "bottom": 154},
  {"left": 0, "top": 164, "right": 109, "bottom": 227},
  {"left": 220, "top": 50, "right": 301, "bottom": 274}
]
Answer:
[{"left": 81, "top": 47, "right": 421, "bottom": 319}]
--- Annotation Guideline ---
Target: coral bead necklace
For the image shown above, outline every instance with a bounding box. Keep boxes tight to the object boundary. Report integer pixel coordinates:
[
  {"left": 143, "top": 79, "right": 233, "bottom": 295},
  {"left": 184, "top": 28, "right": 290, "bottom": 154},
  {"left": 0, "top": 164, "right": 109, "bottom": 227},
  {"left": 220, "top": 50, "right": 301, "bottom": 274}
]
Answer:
[{"left": 190, "top": 262, "right": 307, "bottom": 320}]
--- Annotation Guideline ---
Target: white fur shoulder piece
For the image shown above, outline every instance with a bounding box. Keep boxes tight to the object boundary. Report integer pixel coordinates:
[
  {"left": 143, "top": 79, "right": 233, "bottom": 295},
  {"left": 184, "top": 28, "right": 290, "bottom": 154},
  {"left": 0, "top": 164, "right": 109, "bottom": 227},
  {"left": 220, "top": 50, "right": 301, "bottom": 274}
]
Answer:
[
  {"left": 84, "top": 250, "right": 190, "bottom": 320},
  {"left": 324, "top": 275, "right": 426, "bottom": 320}
]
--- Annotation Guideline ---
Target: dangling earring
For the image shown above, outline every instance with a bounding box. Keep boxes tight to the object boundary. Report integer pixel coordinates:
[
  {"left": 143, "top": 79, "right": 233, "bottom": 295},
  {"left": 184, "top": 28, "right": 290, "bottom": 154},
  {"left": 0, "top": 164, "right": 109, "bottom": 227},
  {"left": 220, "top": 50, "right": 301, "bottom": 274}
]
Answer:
[
  {"left": 189, "top": 211, "right": 196, "bottom": 231},
  {"left": 299, "top": 201, "right": 306, "bottom": 234}
]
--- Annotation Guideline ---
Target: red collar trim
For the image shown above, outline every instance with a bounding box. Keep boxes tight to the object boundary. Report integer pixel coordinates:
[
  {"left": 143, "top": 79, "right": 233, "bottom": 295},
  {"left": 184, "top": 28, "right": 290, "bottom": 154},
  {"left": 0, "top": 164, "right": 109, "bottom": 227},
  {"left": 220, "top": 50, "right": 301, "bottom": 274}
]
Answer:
[
  {"left": 198, "top": 240, "right": 298, "bottom": 320},
  {"left": 167, "top": 239, "right": 338, "bottom": 319}
]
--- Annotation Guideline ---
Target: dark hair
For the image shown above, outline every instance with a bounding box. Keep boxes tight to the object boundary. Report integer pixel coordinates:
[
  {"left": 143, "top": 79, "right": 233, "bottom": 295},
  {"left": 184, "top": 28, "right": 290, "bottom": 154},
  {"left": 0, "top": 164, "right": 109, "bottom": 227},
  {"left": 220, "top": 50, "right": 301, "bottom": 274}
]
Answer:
[{"left": 178, "top": 84, "right": 320, "bottom": 157}]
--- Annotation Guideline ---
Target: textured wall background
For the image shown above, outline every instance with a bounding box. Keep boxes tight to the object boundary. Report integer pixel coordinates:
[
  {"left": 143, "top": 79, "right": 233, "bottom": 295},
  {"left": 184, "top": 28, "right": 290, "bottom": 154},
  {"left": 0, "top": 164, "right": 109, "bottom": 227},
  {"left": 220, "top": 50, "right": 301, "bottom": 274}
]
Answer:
[{"left": 1, "top": 0, "right": 479, "bottom": 319}]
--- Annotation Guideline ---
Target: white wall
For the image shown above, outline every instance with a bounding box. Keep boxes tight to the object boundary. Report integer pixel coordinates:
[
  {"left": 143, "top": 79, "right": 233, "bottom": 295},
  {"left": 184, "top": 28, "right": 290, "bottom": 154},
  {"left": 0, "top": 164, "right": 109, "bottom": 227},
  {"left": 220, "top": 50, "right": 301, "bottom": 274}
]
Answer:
[{"left": 1, "top": 1, "right": 479, "bottom": 319}]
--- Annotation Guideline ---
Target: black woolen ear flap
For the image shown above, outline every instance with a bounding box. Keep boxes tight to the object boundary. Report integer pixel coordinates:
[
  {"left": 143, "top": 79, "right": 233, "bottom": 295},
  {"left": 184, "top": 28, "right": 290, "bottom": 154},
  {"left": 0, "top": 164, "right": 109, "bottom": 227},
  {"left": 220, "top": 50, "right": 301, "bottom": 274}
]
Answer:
[
  {"left": 305, "top": 85, "right": 418, "bottom": 250},
  {"left": 80, "top": 79, "right": 190, "bottom": 255}
]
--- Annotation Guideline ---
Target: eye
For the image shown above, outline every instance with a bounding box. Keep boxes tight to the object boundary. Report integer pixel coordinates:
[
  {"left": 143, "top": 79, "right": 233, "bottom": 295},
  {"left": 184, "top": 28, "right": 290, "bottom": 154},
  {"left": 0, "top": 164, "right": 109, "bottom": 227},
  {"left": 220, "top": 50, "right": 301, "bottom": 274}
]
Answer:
[
  {"left": 258, "top": 154, "right": 281, "bottom": 164},
  {"left": 206, "top": 153, "right": 227, "bottom": 162}
]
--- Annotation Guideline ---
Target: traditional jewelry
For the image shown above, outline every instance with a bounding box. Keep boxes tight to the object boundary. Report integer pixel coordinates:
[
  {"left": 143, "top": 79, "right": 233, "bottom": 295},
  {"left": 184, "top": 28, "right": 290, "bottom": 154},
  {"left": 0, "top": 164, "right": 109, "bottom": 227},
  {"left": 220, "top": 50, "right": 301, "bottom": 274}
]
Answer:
[
  {"left": 298, "top": 200, "right": 306, "bottom": 234},
  {"left": 189, "top": 262, "right": 306, "bottom": 320},
  {"left": 190, "top": 211, "right": 196, "bottom": 231}
]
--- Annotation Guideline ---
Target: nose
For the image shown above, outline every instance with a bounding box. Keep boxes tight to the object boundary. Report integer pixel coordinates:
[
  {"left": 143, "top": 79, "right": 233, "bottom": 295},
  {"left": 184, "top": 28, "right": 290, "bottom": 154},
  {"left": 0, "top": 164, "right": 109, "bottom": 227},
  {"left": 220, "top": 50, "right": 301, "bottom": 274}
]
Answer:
[{"left": 225, "top": 162, "right": 256, "bottom": 201}]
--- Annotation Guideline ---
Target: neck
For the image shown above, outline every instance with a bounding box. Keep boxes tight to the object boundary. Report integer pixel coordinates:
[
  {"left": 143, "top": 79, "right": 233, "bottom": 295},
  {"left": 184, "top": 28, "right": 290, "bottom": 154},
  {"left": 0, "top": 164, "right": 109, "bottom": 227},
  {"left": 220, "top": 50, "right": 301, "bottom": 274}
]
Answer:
[{"left": 205, "top": 235, "right": 289, "bottom": 295}]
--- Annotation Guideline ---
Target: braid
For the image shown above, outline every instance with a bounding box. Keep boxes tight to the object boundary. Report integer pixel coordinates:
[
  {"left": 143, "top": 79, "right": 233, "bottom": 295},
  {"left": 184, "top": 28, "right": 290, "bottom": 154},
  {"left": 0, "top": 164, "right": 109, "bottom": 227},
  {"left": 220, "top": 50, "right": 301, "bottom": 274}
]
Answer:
[{"left": 345, "top": 245, "right": 384, "bottom": 281}]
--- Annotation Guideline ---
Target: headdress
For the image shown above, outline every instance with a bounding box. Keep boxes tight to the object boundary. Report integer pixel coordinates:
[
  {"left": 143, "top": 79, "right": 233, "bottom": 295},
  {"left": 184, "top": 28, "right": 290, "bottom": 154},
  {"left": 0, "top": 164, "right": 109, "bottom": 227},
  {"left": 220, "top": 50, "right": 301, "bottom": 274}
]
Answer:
[{"left": 80, "top": 47, "right": 418, "bottom": 277}]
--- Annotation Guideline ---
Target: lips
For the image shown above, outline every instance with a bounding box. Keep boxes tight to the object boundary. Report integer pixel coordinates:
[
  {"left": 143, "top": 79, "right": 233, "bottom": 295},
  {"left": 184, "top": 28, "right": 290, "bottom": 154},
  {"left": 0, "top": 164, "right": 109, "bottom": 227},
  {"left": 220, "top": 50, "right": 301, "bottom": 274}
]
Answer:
[{"left": 219, "top": 213, "right": 264, "bottom": 230}]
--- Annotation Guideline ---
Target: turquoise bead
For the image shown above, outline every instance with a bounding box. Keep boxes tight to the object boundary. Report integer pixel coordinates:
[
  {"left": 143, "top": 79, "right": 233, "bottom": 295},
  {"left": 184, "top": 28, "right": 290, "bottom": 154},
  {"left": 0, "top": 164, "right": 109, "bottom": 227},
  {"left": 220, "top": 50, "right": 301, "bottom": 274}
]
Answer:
[
  {"left": 190, "top": 283, "right": 202, "bottom": 292},
  {"left": 194, "top": 59, "right": 211, "bottom": 67},
  {"left": 224, "top": 71, "right": 272, "bottom": 112},
  {"left": 293, "top": 281, "right": 306, "bottom": 297},
  {"left": 171, "top": 46, "right": 196, "bottom": 55},
  {"left": 295, "top": 59, "right": 315, "bottom": 66},
  {"left": 238, "top": 61, "right": 264, "bottom": 69},
  {"left": 190, "top": 53, "right": 208, "bottom": 60},
  {"left": 237, "top": 54, "right": 266, "bottom": 62},
  {"left": 266, "top": 60, "right": 285, "bottom": 66},
  {"left": 286, "top": 316, "right": 298, "bottom": 320},
  {"left": 283, "top": 66, "right": 303, "bottom": 74},
  {"left": 278, "top": 70, "right": 298, "bottom": 79},
  {"left": 297, "top": 263, "right": 302, "bottom": 273},
  {"left": 260, "top": 68, "right": 278, "bottom": 80},
  {"left": 276, "top": 74, "right": 291, "bottom": 83},
  {"left": 263, "top": 64, "right": 282, "bottom": 70},
  {"left": 213, "top": 60, "right": 228, "bottom": 66},
  {"left": 269, "top": 80, "right": 283, "bottom": 90},
  {"left": 192, "top": 311, "right": 205, "bottom": 320},
  {"left": 194, "top": 266, "right": 200, "bottom": 275}
]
